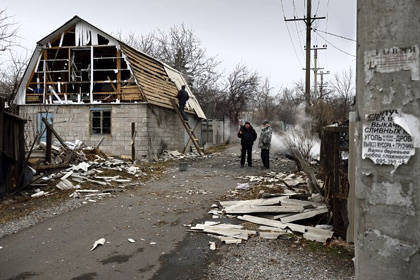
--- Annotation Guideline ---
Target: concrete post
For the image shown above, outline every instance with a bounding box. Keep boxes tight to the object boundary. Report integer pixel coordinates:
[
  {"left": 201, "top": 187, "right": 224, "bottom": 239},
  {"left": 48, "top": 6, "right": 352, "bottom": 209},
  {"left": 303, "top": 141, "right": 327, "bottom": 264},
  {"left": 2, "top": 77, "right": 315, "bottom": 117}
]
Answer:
[{"left": 355, "top": 1, "right": 420, "bottom": 279}]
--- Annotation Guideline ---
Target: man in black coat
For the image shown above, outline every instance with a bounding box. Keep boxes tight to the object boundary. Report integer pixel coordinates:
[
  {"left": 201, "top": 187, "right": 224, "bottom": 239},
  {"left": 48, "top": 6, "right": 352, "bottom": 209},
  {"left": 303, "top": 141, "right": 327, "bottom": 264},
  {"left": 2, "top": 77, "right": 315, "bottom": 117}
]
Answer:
[
  {"left": 176, "top": 85, "right": 189, "bottom": 121},
  {"left": 237, "top": 121, "right": 257, "bottom": 167}
]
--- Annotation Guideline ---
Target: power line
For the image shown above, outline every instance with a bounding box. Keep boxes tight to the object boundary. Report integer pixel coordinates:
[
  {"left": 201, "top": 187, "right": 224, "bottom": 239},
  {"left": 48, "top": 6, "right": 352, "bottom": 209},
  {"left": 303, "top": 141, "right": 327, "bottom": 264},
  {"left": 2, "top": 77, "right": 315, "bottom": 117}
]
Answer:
[
  {"left": 312, "top": 28, "right": 356, "bottom": 42},
  {"left": 315, "top": 0, "right": 321, "bottom": 16},
  {"left": 284, "top": 0, "right": 326, "bottom": 108},
  {"left": 314, "top": 31, "right": 356, "bottom": 57},
  {"left": 281, "top": 0, "right": 304, "bottom": 67}
]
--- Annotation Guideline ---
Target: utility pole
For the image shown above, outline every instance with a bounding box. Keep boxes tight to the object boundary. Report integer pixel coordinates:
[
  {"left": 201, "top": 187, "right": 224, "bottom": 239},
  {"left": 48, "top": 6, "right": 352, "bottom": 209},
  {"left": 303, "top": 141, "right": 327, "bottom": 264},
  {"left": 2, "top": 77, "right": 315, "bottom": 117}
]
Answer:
[
  {"left": 304, "top": 44, "right": 327, "bottom": 97},
  {"left": 317, "top": 70, "right": 330, "bottom": 98},
  {"left": 285, "top": 0, "right": 325, "bottom": 110}
]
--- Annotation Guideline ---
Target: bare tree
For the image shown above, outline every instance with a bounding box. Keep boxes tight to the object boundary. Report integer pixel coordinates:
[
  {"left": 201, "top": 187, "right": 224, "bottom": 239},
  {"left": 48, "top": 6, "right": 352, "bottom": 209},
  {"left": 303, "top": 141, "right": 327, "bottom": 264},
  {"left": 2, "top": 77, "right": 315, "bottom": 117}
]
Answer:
[
  {"left": 0, "top": 9, "right": 18, "bottom": 53},
  {"left": 221, "top": 64, "right": 259, "bottom": 124},
  {"left": 152, "top": 24, "right": 220, "bottom": 88},
  {"left": 330, "top": 67, "right": 355, "bottom": 119},
  {"left": 118, "top": 32, "right": 158, "bottom": 57},
  {"left": 118, "top": 24, "right": 221, "bottom": 117},
  {"left": 0, "top": 50, "right": 28, "bottom": 104},
  {"left": 252, "top": 78, "right": 278, "bottom": 123}
]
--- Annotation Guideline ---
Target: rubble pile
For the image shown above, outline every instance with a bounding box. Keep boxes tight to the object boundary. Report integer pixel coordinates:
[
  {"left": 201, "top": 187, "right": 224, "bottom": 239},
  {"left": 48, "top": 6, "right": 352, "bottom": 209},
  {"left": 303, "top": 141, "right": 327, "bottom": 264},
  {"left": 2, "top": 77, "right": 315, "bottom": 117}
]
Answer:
[
  {"left": 27, "top": 140, "right": 145, "bottom": 202},
  {"left": 189, "top": 171, "right": 333, "bottom": 249}
]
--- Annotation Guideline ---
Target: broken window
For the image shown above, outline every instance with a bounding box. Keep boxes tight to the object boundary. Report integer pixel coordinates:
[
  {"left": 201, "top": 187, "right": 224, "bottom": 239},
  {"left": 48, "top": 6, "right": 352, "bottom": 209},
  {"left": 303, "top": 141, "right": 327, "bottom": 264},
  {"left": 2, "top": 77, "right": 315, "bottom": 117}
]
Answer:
[{"left": 90, "top": 109, "right": 111, "bottom": 135}]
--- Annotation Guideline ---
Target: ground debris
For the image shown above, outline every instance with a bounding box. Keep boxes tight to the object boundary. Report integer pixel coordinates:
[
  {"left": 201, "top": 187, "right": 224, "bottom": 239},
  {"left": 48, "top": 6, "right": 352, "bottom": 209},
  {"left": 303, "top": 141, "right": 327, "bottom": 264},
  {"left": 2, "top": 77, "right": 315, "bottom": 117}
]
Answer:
[
  {"left": 24, "top": 139, "right": 150, "bottom": 202},
  {"left": 189, "top": 170, "right": 335, "bottom": 250},
  {"left": 90, "top": 237, "right": 106, "bottom": 251}
]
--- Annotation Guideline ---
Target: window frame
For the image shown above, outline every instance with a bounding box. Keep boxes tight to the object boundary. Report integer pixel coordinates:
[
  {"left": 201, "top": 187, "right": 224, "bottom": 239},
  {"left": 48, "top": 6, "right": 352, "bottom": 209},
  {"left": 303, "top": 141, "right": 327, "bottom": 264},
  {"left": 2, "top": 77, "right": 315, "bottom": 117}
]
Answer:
[{"left": 90, "top": 108, "right": 111, "bottom": 135}]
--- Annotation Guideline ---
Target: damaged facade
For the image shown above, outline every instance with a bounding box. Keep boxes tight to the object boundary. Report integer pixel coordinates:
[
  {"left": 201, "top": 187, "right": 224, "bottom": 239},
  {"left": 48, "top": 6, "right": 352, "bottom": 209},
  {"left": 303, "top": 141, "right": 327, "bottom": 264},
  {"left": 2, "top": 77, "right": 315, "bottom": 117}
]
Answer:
[{"left": 15, "top": 16, "right": 206, "bottom": 160}]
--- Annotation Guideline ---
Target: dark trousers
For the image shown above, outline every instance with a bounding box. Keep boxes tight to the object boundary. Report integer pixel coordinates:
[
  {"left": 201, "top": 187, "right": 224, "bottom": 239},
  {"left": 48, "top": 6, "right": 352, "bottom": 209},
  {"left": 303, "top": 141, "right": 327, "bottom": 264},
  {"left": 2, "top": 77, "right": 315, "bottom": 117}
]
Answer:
[
  {"left": 179, "top": 102, "right": 187, "bottom": 120},
  {"left": 241, "top": 145, "right": 253, "bottom": 166},
  {"left": 261, "top": 149, "right": 270, "bottom": 168}
]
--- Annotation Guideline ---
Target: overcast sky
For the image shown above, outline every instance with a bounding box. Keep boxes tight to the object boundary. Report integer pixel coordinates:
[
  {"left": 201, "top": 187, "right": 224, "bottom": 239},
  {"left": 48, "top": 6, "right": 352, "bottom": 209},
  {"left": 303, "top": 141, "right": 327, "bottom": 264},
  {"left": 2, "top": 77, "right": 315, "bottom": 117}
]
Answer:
[{"left": 2, "top": 0, "right": 356, "bottom": 91}]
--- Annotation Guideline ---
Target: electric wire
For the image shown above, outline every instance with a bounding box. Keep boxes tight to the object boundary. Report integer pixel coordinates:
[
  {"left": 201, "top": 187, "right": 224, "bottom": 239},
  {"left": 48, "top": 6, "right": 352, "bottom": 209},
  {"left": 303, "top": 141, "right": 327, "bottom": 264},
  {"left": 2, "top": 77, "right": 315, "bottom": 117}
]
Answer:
[
  {"left": 281, "top": 0, "right": 304, "bottom": 67},
  {"left": 314, "top": 31, "right": 356, "bottom": 57},
  {"left": 313, "top": 28, "right": 356, "bottom": 42}
]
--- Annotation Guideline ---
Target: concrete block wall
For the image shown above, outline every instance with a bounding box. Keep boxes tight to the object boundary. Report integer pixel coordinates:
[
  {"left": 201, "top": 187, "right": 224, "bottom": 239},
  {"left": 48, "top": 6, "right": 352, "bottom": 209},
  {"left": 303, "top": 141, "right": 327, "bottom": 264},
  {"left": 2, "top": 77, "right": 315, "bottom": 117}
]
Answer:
[
  {"left": 19, "top": 103, "right": 198, "bottom": 160},
  {"left": 147, "top": 105, "right": 185, "bottom": 157}
]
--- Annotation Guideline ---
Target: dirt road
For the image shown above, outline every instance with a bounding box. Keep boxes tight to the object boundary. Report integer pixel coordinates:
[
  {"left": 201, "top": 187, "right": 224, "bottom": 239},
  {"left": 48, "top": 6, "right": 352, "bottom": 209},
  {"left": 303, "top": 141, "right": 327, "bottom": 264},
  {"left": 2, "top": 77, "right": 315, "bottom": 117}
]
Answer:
[{"left": 0, "top": 145, "right": 353, "bottom": 280}]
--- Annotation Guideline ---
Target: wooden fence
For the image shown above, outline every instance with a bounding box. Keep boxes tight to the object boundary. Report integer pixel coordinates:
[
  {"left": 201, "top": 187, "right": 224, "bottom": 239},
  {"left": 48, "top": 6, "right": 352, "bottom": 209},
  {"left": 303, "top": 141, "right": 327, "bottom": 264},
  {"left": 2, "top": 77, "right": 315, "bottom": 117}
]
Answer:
[
  {"left": 0, "top": 98, "right": 27, "bottom": 196},
  {"left": 320, "top": 125, "right": 350, "bottom": 239}
]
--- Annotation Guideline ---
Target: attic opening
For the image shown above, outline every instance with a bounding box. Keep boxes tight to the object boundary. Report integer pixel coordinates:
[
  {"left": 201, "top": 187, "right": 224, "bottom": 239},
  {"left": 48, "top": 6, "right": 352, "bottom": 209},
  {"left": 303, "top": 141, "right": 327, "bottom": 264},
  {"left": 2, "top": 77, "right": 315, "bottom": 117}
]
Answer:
[{"left": 25, "top": 24, "right": 142, "bottom": 104}]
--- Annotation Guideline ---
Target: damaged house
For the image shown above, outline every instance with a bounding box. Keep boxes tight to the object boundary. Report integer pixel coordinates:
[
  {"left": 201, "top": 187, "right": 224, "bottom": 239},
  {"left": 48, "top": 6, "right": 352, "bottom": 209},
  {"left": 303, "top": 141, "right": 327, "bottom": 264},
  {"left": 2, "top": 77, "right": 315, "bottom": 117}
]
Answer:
[{"left": 14, "top": 16, "right": 206, "bottom": 160}]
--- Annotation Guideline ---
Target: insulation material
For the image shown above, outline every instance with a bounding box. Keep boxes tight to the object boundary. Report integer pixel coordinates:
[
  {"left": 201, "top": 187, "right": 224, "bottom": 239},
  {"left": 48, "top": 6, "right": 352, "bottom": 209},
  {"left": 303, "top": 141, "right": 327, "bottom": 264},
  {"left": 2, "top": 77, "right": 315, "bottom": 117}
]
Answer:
[
  {"left": 362, "top": 110, "right": 415, "bottom": 167},
  {"left": 164, "top": 65, "right": 206, "bottom": 119},
  {"left": 75, "top": 22, "right": 98, "bottom": 46}
]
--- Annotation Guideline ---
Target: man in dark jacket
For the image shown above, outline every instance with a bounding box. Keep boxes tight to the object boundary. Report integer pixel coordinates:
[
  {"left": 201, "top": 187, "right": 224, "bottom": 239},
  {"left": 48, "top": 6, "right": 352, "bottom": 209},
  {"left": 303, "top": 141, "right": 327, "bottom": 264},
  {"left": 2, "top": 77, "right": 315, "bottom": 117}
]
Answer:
[
  {"left": 237, "top": 121, "right": 257, "bottom": 167},
  {"left": 176, "top": 85, "right": 189, "bottom": 121}
]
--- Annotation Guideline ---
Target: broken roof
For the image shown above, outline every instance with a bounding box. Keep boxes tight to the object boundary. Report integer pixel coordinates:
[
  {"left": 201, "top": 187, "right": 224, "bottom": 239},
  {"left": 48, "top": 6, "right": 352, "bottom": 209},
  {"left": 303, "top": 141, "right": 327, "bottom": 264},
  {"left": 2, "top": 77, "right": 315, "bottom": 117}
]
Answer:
[{"left": 15, "top": 15, "right": 206, "bottom": 119}]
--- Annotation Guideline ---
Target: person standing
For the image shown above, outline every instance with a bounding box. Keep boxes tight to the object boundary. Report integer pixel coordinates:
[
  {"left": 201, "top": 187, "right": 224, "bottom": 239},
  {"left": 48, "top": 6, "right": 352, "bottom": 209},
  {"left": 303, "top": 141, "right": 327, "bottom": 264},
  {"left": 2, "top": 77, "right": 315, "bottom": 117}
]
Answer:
[
  {"left": 258, "top": 120, "right": 272, "bottom": 169},
  {"left": 237, "top": 121, "right": 257, "bottom": 167},
  {"left": 176, "top": 85, "right": 189, "bottom": 121}
]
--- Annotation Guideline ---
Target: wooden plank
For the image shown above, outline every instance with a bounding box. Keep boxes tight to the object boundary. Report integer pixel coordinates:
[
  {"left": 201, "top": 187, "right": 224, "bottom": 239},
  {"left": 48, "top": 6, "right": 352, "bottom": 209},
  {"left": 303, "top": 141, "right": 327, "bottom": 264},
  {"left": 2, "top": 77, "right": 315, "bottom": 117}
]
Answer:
[
  {"left": 43, "top": 49, "right": 47, "bottom": 103},
  {"left": 125, "top": 54, "right": 168, "bottom": 77},
  {"left": 258, "top": 226, "right": 288, "bottom": 233},
  {"left": 121, "top": 46, "right": 168, "bottom": 75},
  {"left": 279, "top": 208, "right": 328, "bottom": 223},
  {"left": 224, "top": 205, "right": 304, "bottom": 214},
  {"left": 41, "top": 118, "right": 70, "bottom": 151},
  {"left": 280, "top": 197, "right": 319, "bottom": 208},
  {"left": 237, "top": 215, "right": 288, "bottom": 229},
  {"left": 68, "top": 48, "right": 71, "bottom": 82},
  {"left": 116, "top": 48, "right": 121, "bottom": 100},
  {"left": 130, "top": 66, "right": 177, "bottom": 92},
  {"left": 131, "top": 122, "right": 135, "bottom": 162},
  {"left": 220, "top": 197, "right": 283, "bottom": 208},
  {"left": 45, "top": 125, "right": 52, "bottom": 163}
]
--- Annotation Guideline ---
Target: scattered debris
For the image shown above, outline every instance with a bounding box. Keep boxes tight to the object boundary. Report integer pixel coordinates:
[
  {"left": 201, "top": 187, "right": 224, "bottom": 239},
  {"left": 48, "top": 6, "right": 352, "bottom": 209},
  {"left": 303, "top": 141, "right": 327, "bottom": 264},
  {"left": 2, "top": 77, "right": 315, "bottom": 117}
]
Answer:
[
  {"left": 190, "top": 222, "right": 256, "bottom": 241},
  {"left": 236, "top": 183, "right": 250, "bottom": 190},
  {"left": 90, "top": 238, "right": 106, "bottom": 251},
  {"left": 224, "top": 205, "right": 304, "bottom": 214},
  {"left": 259, "top": 231, "right": 283, "bottom": 240},
  {"left": 209, "top": 241, "right": 216, "bottom": 250},
  {"left": 188, "top": 169, "right": 336, "bottom": 251},
  {"left": 31, "top": 190, "right": 49, "bottom": 198},
  {"left": 279, "top": 208, "right": 328, "bottom": 223}
]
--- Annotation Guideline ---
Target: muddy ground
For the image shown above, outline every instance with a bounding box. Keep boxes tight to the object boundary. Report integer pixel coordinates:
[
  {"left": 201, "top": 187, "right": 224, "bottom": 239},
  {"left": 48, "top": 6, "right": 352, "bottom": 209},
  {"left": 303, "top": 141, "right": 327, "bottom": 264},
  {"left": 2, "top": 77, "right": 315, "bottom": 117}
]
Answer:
[{"left": 0, "top": 144, "right": 354, "bottom": 280}]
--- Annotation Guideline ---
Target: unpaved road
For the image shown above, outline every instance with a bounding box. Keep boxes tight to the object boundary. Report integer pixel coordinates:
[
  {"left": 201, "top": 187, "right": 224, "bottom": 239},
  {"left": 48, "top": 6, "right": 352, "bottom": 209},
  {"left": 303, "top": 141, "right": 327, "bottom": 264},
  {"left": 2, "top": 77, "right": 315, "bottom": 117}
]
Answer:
[{"left": 0, "top": 145, "right": 353, "bottom": 280}]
